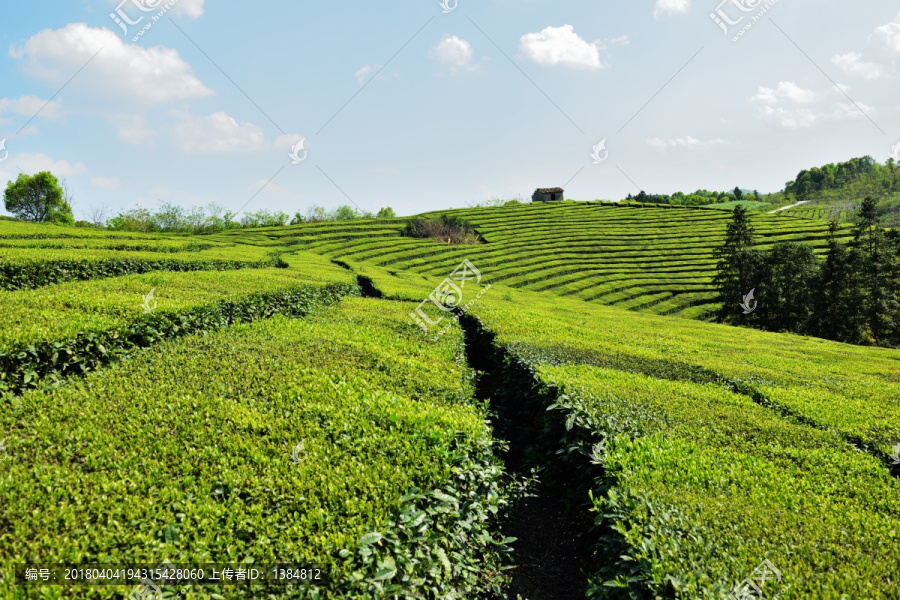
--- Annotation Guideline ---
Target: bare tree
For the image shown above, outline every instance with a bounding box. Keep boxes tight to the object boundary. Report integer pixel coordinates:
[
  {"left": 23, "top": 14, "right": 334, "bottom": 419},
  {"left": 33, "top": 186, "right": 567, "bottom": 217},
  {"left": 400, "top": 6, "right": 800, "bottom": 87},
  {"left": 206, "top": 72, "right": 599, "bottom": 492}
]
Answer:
[{"left": 86, "top": 205, "right": 110, "bottom": 228}]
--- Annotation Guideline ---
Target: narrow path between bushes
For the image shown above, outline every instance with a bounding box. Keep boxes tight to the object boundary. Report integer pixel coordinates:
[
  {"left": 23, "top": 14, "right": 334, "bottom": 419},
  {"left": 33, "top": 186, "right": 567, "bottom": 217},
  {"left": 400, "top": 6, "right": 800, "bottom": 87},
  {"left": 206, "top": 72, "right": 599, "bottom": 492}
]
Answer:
[
  {"left": 351, "top": 274, "right": 596, "bottom": 599},
  {"left": 457, "top": 312, "right": 596, "bottom": 600}
]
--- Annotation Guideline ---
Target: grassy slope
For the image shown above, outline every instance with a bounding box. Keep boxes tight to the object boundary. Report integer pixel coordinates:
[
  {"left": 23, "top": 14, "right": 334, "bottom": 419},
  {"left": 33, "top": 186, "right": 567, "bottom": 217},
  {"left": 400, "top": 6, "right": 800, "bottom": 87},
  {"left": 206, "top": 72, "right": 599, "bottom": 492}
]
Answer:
[{"left": 210, "top": 202, "right": 852, "bottom": 321}]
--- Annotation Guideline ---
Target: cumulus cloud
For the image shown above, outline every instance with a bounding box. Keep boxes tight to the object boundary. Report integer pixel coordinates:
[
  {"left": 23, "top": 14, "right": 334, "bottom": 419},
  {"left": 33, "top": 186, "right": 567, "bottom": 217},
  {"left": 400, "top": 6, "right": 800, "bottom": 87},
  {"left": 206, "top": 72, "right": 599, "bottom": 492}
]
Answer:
[
  {"left": 871, "top": 11, "right": 900, "bottom": 54},
  {"left": 831, "top": 52, "right": 888, "bottom": 79},
  {"left": 10, "top": 23, "right": 213, "bottom": 105},
  {"left": 749, "top": 81, "right": 817, "bottom": 104},
  {"left": 653, "top": 0, "right": 691, "bottom": 19},
  {"left": 0, "top": 95, "right": 62, "bottom": 119},
  {"left": 647, "top": 136, "right": 729, "bottom": 151},
  {"left": 519, "top": 25, "right": 604, "bottom": 70},
  {"left": 431, "top": 34, "right": 476, "bottom": 72},
  {"left": 0, "top": 153, "right": 86, "bottom": 179},
  {"left": 170, "top": 111, "right": 268, "bottom": 154}
]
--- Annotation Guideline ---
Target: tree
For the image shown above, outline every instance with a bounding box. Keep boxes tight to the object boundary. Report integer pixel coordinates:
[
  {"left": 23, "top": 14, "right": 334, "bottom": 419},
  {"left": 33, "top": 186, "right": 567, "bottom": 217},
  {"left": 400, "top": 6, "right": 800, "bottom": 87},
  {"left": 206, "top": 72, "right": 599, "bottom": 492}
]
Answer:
[
  {"left": 714, "top": 206, "right": 761, "bottom": 321},
  {"left": 4, "top": 171, "right": 73, "bottom": 224},
  {"left": 734, "top": 187, "right": 743, "bottom": 200},
  {"left": 376, "top": 206, "right": 396, "bottom": 218},
  {"left": 809, "top": 222, "right": 865, "bottom": 343},
  {"left": 754, "top": 242, "right": 817, "bottom": 332},
  {"left": 333, "top": 205, "right": 360, "bottom": 221},
  {"left": 850, "top": 196, "right": 900, "bottom": 345}
]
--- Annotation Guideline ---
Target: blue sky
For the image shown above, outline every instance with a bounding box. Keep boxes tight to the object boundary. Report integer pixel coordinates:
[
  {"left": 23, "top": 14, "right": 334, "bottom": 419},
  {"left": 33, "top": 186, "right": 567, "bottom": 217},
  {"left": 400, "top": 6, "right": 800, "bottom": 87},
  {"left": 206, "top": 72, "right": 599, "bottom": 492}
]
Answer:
[{"left": 1, "top": 0, "right": 899, "bottom": 218}]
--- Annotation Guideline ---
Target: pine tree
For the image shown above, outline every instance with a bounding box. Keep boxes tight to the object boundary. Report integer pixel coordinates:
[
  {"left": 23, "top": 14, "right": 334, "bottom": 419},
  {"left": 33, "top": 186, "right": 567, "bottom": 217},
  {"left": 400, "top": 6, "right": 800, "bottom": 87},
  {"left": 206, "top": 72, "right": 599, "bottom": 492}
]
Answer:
[
  {"left": 714, "top": 206, "right": 761, "bottom": 322},
  {"left": 850, "top": 197, "right": 900, "bottom": 345},
  {"left": 810, "top": 222, "right": 865, "bottom": 343}
]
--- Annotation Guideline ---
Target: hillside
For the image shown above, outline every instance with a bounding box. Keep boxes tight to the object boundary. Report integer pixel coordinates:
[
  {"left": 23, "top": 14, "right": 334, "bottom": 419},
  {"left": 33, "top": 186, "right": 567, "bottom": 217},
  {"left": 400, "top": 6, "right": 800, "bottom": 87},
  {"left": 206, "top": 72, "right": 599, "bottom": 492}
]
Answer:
[
  {"left": 211, "top": 201, "right": 853, "bottom": 320},
  {"left": 0, "top": 208, "right": 898, "bottom": 599}
]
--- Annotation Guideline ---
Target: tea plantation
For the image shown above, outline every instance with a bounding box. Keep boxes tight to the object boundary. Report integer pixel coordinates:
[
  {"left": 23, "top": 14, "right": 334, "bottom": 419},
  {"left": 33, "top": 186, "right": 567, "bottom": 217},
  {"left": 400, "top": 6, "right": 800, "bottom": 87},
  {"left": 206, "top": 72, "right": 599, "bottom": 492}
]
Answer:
[{"left": 0, "top": 203, "right": 897, "bottom": 599}]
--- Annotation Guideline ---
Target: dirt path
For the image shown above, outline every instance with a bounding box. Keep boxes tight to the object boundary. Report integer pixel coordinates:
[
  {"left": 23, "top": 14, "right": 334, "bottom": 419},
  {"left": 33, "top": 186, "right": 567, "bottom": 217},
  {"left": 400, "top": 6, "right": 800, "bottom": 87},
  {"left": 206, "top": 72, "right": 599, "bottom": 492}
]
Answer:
[{"left": 767, "top": 200, "right": 809, "bottom": 214}]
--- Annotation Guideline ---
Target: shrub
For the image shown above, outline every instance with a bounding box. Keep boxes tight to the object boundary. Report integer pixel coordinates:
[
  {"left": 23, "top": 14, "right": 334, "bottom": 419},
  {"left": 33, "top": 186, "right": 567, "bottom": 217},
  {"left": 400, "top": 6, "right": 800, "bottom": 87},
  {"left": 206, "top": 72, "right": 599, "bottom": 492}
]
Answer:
[{"left": 403, "top": 214, "right": 480, "bottom": 244}]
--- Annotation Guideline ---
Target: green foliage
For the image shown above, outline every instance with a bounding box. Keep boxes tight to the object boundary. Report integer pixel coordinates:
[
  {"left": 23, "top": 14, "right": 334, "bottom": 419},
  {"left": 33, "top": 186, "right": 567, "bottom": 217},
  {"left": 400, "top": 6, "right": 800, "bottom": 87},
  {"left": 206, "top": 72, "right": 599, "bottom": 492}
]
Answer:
[
  {"left": 3, "top": 171, "right": 71, "bottom": 224},
  {"left": 0, "top": 299, "right": 511, "bottom": 598},
  {"left": 403, "top": 214, "right": 479, "bottom": 244},
  {"left": 713, "top": 206, "right": 760, "bottom": 321},
  {"left": 376, "top": 206, "right": 396, "bottom": 219},
  {"left": 0, "top": 281, "right": 358, "bottom": 394}
]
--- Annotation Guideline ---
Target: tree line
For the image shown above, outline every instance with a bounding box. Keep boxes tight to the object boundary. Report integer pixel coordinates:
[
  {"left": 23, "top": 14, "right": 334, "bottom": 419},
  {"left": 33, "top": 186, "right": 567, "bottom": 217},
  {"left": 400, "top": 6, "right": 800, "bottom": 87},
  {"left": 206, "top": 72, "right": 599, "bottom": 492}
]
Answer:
[
  {"left": 714, "top": 200, "right": 900, "bottom": 347},
  {"left": 3, "top": 171, "right": 397, "bottom": 233}
]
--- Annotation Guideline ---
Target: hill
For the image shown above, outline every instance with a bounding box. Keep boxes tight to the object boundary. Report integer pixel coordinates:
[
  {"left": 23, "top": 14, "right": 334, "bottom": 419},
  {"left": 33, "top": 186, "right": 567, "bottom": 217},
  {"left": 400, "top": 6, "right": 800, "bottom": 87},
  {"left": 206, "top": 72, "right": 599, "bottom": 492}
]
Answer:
[
  {"left": 211, "top": 201, "right": 853, "bottom": 320},
  {"left": 0, "top": 207, "right": 898, "bottom": 599}
]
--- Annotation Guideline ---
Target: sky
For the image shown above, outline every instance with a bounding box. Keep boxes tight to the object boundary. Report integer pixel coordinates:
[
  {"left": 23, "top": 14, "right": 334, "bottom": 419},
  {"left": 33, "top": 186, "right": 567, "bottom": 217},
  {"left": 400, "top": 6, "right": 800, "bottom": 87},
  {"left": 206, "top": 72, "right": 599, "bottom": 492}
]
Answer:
[{"left": 1, "top": 0, "right": 899, "bottom": 219}]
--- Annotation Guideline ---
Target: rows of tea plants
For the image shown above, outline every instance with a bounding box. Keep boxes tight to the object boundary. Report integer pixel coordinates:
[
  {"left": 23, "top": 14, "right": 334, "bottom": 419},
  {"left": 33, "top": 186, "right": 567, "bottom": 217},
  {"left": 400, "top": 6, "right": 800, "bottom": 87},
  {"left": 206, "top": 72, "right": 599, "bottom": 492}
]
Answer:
[
  {"left": 238, "top": 202, "right": 853, "bottom": 320},
  {"left": 0, "top": 252, "right": 357, "bottom": 393},
  {"left": 0, "top": 298, "right": 511, "bottom": 599},
  {"left": 460, "top": 287, "right": 900, "bottom": 598},
  {"left": 0, "top": 221, "right": 279, "bottom": 290},
  {"left": 350, "top": 266, "right": 900, "bottom": 598}
]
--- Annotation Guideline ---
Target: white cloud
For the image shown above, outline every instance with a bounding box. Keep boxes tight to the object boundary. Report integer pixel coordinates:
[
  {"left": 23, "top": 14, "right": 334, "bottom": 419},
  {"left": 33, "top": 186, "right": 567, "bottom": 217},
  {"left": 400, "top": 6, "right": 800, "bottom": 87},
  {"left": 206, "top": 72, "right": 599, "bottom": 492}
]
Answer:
[
  {"left": 749, "top": 81, "right": 817, "bottom": 104},
  {"left": 11, "top": 23, "right": 213, "bottom": 105},
  {"left": 172, "top": 0, "right": 206, "bottom": 19},
  {"left": 831, "top": 52, "right": 888, "bottom": 80},
  {"left": 871, "top": 12, "right": 900, "bottom": 54},
  {"left": 274, "top": 133, "right": 308, "bottom": 152},
  {"left": 0, "top": 95, "right": 62, "bottom": 119},
  {"left": 111, "top": 114, "right": 154, "bottom": 144},
  {"left": 0, "top": 153, "right": 86, "bottom": 180},
  {"left": 519, "top": 25, "right": 604, "bottom": 70},
  {"left": 431, "top": 34, "right": 476, "bottom": 72},
  {"left": 170, "top": 111, "right": 268, "bottom": 154},
  {"left": 91, "top": 176, "right": 120, "bottom": 190},
  {"left": 653, "top": 0, "right": 691, "bottom": 18},
  {"left": 356, "top": 65, "right": 375, "bottom": 84},
  {"left": 748, "top": 80, "right": 872, "bottom": 128},
  {"left": 647, "top": 136, "right": 729, "bottom": 151},
  {"left": 754, "top": 102, "right": 873, "bottom": 129}
]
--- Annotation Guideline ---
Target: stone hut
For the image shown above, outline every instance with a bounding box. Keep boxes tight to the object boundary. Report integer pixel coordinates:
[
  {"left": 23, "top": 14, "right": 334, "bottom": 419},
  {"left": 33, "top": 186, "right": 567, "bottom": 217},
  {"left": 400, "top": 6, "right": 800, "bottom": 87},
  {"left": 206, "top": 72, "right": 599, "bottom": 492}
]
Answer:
[{"left": 532, "top": 187, "right": 564, "bottom": 203}]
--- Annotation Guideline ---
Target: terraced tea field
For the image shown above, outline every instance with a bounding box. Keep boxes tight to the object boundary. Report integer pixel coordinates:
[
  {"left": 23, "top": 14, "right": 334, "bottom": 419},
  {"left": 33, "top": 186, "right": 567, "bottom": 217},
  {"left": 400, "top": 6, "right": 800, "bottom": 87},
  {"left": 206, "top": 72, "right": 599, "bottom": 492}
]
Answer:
[
  {"left": 0, "top": 205, "right": 897, "bottom": 599},
  {"left": 213, "top": 202, "right": 852, "bottom": 320}
]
